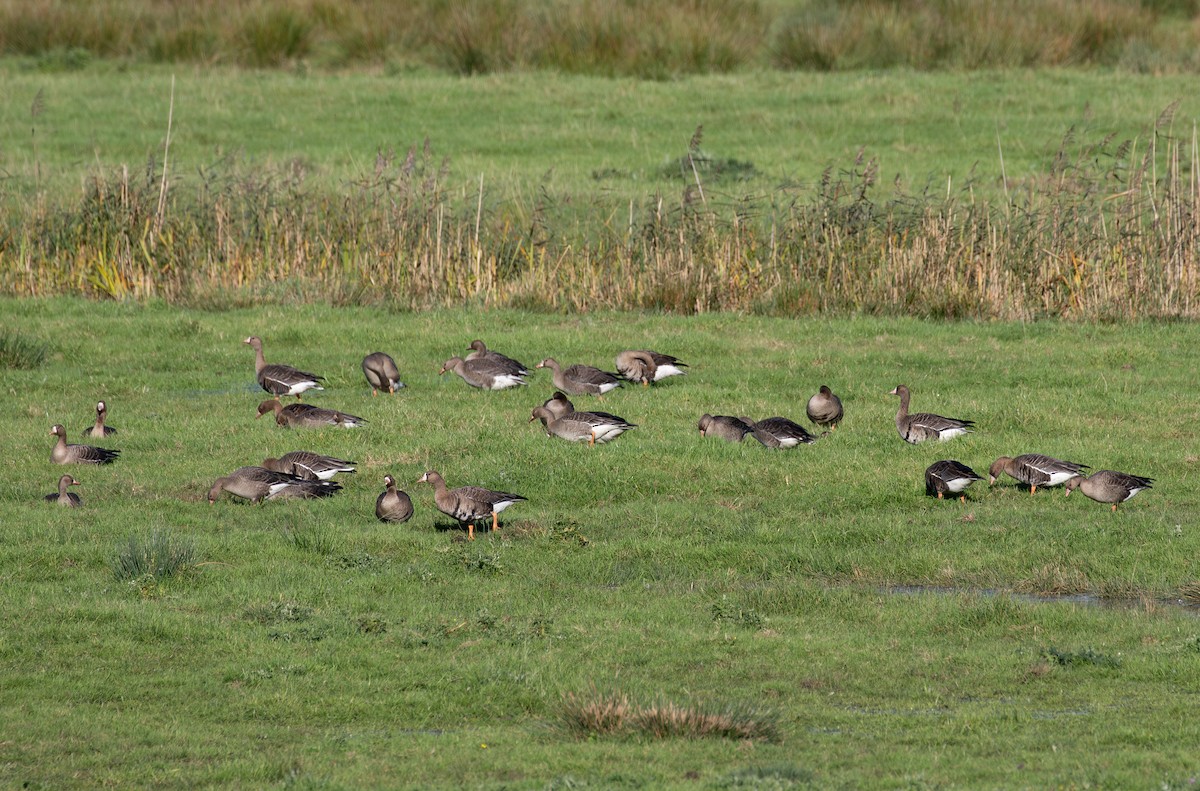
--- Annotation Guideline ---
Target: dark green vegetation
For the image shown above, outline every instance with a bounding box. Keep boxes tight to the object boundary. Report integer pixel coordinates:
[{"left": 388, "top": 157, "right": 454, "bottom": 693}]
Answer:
[
  {"left": 3, "top": 299, "right": 1199, "bottom": 788},
  {"left": 4, "top": 0, "right": 1200, "bottom": 74}
]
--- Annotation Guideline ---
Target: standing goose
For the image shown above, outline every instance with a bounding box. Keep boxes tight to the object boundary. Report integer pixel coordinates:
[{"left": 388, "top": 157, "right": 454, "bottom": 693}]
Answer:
[
  {"left": 888, "top": 385, "right": 975, "bottom": 444},
  {"left": 440, "top": 356, "right": 527, "bottom": 390},
  {"left": 747, "top": 416, "right": 819, "bottom": 448},
  {"left": 207, "top": 466, "right": 342, "bottom": 504},
  {"left": 50, "top": 424, "right": 119, "bottom": 464},
  {"left": 614, "top": 350, "right": 688, "bottom": 386},
  {"left": 361, "top": 352, "right": 405, "bottom": 396},
  {"left": 697, "top": 414, "right": 755, "bottom": 442},
  {"left": 988, "top": 454, "right": 1089, "bottom": 495},
  {"left": 256, "top": 399, "right": 367, "bottom": 428},
  {"left": 261, "top": 451, "right": 357, "bottom": 481},
  {"left": 418, "top": 470, "right": 525, "bottom": 540},
  {"left": 1065, "top": 470, "right": 1154, "bottom": 511},
  {"left": 536, "top": 358, "right": 622, "bottom": 396},
  {"left": 529, "top": 405, "right": 637, "bottom": 446},
  {"left": 82, "top": 400, "right": 117, "bottom": 438},
  {"left": 376, "top": 474, "right": 415, "bottom": 523},
  {"left": 466, "top": 340, "right": 530, "bottom": 376},
  {"left": 806, "top": 385, "right": 844, "bottom": 431},
  {"left": 44, "top": 474, "right": 82, "bottom": 507},
  {"left": 925, "top": 460, "right": 983, "bottom": 502},
  {"left": 244, "top": 336, "right": 325, "bottom": 400}
]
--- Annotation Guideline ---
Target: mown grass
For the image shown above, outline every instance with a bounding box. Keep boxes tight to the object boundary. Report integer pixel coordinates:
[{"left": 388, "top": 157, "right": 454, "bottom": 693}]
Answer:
[
  {"left": 2, "top": 298, "right": 1199, "bottom": 788},
  {"left": 3, "top": 0, "right": 1199, "bottom": 75}
]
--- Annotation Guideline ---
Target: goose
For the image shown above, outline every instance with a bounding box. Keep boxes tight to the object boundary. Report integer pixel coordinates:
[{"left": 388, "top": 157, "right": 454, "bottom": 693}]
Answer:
[
  {"left": 256, "top": 399, "right": 367, "bottom": 428},
  {"left": 697, "top": 414, "right": 755, "bottom": 442},
  {"left": 82, "top": 400, "right": 117, "bottom": 438},
  {"left": 540, "top": 391, "right": 576, "bottom": 420},
  {"left": 440, "top": 356, "right": 527, "bottom": 390},
  {"left": 244, "top": 336, "right": 325, "bottom": 400},
  {"left": 376, "top": 474, "right": 415, "bottom": 523},
  {"left": 614, "top": 350, "right": 688, "bottom": 386},
  {"left": 988, "top": 454, "right": 1089, "bottom": 495},
  {"left": 207, "top": 466, "right": 342, "bottom": 504},
  {"left": 50, "top": 424, "right": 119, "bottom": 464},
  {"left": 747, "top": 416, "right": 819, "bottom": 448},
  {"left": 1064, "top": 470, "right": 1154, "bottom": 511},
  {"left": 417, "top": 470, "right": 525, "bottom": 540},
  {"left": 888, "top": 385, "right": 974, "bottom": 444},
  {"left": 536, "top": 357, "right": 622, "bottom": 396},
  {"left": 529, "top": 405, "right": 636, "bottom": 446},
  {"left": 261, "top": 451, "right": 357, "bottom": 481},
  {"left": 806, "top": 385, "right": 843, "bottom": 431},
  {"left": 44, "top": 474, "right": 82, "bottom": 507},
  {"left": 361, "top": 352, "right": 405, "bottom": 396},
  {"left": 925, "top": 460, "right": 983, "bottom": 502},
  {"left": 466, "top": 340, "right": 530, "bottom": 376}
]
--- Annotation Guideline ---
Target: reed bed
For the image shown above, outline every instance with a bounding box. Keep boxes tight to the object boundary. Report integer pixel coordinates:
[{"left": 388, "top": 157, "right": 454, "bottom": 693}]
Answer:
[
  {"left": 2, "top": 121, "right": 1198, "bottom": 320},
  {"left": 2, "top": 0, "right": 1199, "bottom": 75}
]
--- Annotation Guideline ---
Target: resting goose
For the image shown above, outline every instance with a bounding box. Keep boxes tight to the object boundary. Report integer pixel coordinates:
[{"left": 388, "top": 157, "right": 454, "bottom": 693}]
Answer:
[
  {"left": 1065, "top": 470, "right": 1154, "bottom": 511},
  {"left": 925, "top": 460, "right": 983, "bottom": 502},
  {"left": 747, "top": 416, "right": 819, "bottom": 448},
  {"left": 529, "top": 405, "right": 637, "bottom": 446},
  {"left": 82, "top": 400, "right": 117, "bottom": 438},
  {"left": 256, "top": 399, "right": 367, "bottom": 428},
  {"left": 614, "top": 350, "right": 688, "bottom": 386},
  {"left": 540, "top": 391, "right": 575, "bottom": 420},
  {"left": 806, "top": 386, "right": 843, "bottom": 431},
  {"left": 361, "top": 352, "right": 405, "bottom": 396},
  {"left": 376, "top": 474, "right": 415, "bottom": 523},
  {"left": 207, "top": 466, "right": 342, "bottom": 504},
  {"left": 536, "top": 358, "right": 622, "bottom": 396},
  {"left": 244, "top": 336, "right": 325, "bottom": 400},
  {"left": 697, "top": 414, "right": 754, "bottom": 442},
  {"left": 889, "top": 385, "right": 975, "bottom": 444},
  {"left": 44, "top": 474, "right": 82, "bottom": 507},
  {"left": 988, "top": 454, "right": 1089, "bottom": 495},
  {"left": 50, "top": 424, "right": 119, "bottom": 464},
  {"left": 262, "top": 451, "right": 356, "bottom": 481},
  {"left": 466, "top": 340, "right": 530, "bottom": 376},
  {"left": 440, "top": 356, "right": 527, "bottom": 390},
  {"left": 418, "top": 470, "right": 525, "bottom": 540}
]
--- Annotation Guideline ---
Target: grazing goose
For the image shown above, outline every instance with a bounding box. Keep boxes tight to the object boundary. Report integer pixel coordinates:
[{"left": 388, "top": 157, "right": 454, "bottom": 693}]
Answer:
[
  {"left": 82, "top": 400, "right": 117, "bottom": 438},
  {"left": 50, "top": 424, "right": 119, "bottom": 464},
  {"left": 466, "top": 340, "right": 530, "bottom": 376},
  {"left": 440, "top": 356, "right": 527, "bottom": 390},
  {"left": 925, "top": 460, "right": 983, "bottom": 502},
  {"left": 244, "top": 336, "right": 325, "bottom": 400},
  {"left": 697, "top": 414, "right": 755, "bottom": 442},
  {"left": 261, "top": 451, "right": 357, "bottom": 481},
  {"left": 361, "top": 352, "right": 405, "bottom": 396},
  {"left": 806, "top": 385, "right": 844, "bottom": 431},
  {"left": 376, "top": 474, "right": 415, "bottom": 523},
  {"left": 988, "top": 454, "right": 1089, "bottom": 495},
  {"left": 1065, "top": 470, "right": 1154, "bottom": 511},
  {"left": 207, "top": 466, "right": 342, "bottom": 504},
  {"left": 614, "top": 350, "right": 688, "bottom": 386},
  {"left": 888, "top": 385, "right": 975, "bottom": 444},
  {"left": 256, "top": 399, "right": 367, "bottom": 428},
  {"left": 529, "top": 405, "right": 637, "bottom": 446},
  {"left": 418, "top": 470, "right": 526, "bottom": 540},
  {"left": 536, "top": 357, "right": 622, "bottom": 396},
  {"left": 44, "top": 474, "right": 82, "bottom": 507},
  {"left": 747, "top": 416, "right": 819, "bottom": 448}
]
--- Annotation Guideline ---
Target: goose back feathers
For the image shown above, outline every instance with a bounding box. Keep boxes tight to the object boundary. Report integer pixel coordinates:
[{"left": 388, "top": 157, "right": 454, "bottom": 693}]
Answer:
[
  {"left": 244, "top": 336, "right": 325, "bottom": 400},
  {"left": 1065, "top": 470, "right": 1153, "bottom": 510},
  {"left": 418, "top": 470, "right": 525, "bottom": 540},
  {"left": 361, "top": 352, "right": 404, "bottom": 396},
  {"left": 262, "top": 451, "right": 357, "bottom": 480},
  {"left": 82, "top": 400, "right": 117, "bottom": 438},
  {"left": 536, "top": 358, "right": 622, "bottom": 396},
  {"left": 806, "top": 386, "right": 843, "bottom": 430},
  {"left": 376, "top": 474, "right": 415, "bottom": 523},
  {"left": 208, "top": 466, "right": 342, "bottom": 504},
  {"left": 50, "top": 424, "right": 119, "bottom": 464},
  {"left": 925, "top": 460, "right": 983, "bottom": 502},
  {"left": 988, "top": 454, "right": 1089, "bottom": 494},
  {"left": 440, "top": 356, "right": 527, "bottom": 390},
  {"left": 889, "top": 385, "right": 974, "bottom": 444}
]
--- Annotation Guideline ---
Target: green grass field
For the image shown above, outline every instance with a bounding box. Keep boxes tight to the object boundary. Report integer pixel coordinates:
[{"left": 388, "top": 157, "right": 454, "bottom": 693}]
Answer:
[{"left": 3, "top": 298, "right": 1199, "bottom": 789}]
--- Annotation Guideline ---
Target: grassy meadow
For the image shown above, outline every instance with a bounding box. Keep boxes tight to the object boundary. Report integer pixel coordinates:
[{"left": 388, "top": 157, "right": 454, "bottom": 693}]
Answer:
[{"left": 2, "top": 298, "right": 1199, "bottom": 788}]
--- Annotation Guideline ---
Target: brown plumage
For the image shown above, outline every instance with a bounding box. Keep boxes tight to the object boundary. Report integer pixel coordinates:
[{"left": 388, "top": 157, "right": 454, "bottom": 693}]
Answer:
[
  {"left": 440, "top": 356, "right": 527, "bottom": 390},
  {"left": 261, "top": 451, "right": 356, "bottom": 481},
  {"left": 697, "top": 414, "right": 754, "bottom": 442},
  {"left": 806, "top": 385, "right": 843, "bottom": 430},
  {"left": 889, "top": 385, "right": 974, "bottom": 444},
  {"left": 244, "top": 336, "right": 325, "bottom": 400},
  {"left": 207, "top": 466, "right": 342, "bottom": 504},
  {"left": 1065, "top": 470, "right": 1153, "bottom": 511},
  {"left": 988, "top": 454, "right": 1089, "bottom": 495},
  {"left": 50, "top": 424, "right": 119, "bottom": 464},
  {"left": 43, "top": 474, "right": 82, "bottom": 507},
  {"left": 256, "top": 399, "right": 367, "bottom": 428},
  {"left": 376, "top": 474, "right": 415, "bottom": 523},
  {"left": 417, "top": 470, "right": 526, "bottom": 540},
  {"left": 82, "top": 400, "right": 117, "bottom": 438},
  {"left": 925, "top": 460, "right": 983, "bottom": 502},
  {"left": 466, "top": 340, "right": 529, "bottom": 376},
  {"left": 614, "top": 350, "right": 687, "bottom": 386},
  {"left": 362, "top": 352, "right": 404, "bottom": 396},
  {"left": 536, "top": 357, "right": 622, "bottom": 396}
]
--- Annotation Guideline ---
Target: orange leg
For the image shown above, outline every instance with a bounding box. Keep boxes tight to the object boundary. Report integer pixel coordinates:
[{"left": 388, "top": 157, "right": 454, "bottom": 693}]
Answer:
[
  {"left": 1030, "top": 485, "right": 1037, "bottom": 495},
  {"left": 959, "top": 495, "right": 967, "bottom": 503},
  {"left": 491, "top": 512, "right": 499, "bottom": 532},
  {"left": 1111, "top": 503, "right": 1118, "bottom": 512},
  {"left": 937, "top": 492, "right": 944, "bottom": 500},
  {"left": 642, "top": 381, "right": 649, "bottom": 388},
  {"left": 467, "top": 523, "right": 475, "bottom": 540},
  {"left": 372, "top": 389, "right": 379, "bottom": 397},
  {"left": 589, "top": 431, "right": 596, "bottom": 447}
]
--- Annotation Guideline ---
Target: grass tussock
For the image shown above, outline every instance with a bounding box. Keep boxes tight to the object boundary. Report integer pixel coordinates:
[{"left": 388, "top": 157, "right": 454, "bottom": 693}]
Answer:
[
  {"left": 112, "top": 530, "right": 196, "bottom": 582},
  {"left": 3, "top": 117, "right": 1199, "bottom": 320},
  {"left": 0, "top": 328, "right": 48, "bottom": 369},
  {"left": 560, "top": 688, "right": 781, "bottom": 742},
  {"left": 3, "top": 0, "right": 1199, "bottom": 74}
]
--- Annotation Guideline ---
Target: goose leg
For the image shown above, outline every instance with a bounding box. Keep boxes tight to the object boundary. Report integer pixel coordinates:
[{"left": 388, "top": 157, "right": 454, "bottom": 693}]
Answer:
[
  {"left": 959, "top": 495, "right": 967, "bottom": 503},
  {"left": 467, "top": 522, "right": 475, "bottom": 541},
  {"left": 372, "top": 388, "right": 379, "bottom": 397},
  {"left": 1029, "top": 485, "right": 1037, "bottom": 495},
  {"left": 491, "top": 512, "right": 499, "bottom": 532},
  {"left": 1111, "top": 503, "right": 1118, "bottom": 512},
  {"left": 589, "top": 431, "right": 596, "bottom": 447},
  {"left": 937, "top": 492, "right": 944, "bottom": 500}
]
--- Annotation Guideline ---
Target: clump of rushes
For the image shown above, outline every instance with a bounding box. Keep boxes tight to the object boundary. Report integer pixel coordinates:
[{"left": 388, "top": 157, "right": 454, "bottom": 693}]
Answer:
[
  {"left": 560, "top": 687, "right": 781, "bottom": 742},
  {"left": 0, "top": 329, "right": 48, "bottom": 369},
  {"left": 112, "top": 530, "right": 196, "bottom": 581}
]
